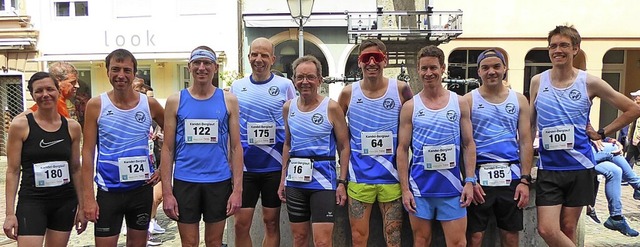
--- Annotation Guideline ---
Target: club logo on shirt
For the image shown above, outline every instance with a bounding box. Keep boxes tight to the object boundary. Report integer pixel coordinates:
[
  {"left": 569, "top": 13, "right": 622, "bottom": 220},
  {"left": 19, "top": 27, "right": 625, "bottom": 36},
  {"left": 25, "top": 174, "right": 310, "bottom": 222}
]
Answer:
[
  {"left": 569, "top": 89, "right": 581, "bottom": 101},
  {"left": 290, "top": 111, "right": 296, "bottom": 117},
  {"left": 105, "top": 110, "right": 114, "bottom": 116},
  {"left": 383, "top": 98, "right": 395, "bottom": 110},
  {"left": 312, "top": 113, "right": 324, "bottom": 125},
  {"left": 135, "top": 111, "right": 146, "bottom": 123},
  {"left": 505, "top": 103, "right": 516, "bottom": 114},
  {"left": 542, "top": 87, "right": 549, "bottom": 92},
  {"left": 477, "top": 104, "right": 484, "bottom": 109},
  {"left": 269, "top": 86, "right": 280, "bottom": 96},
  {"left": 446, "top": 110, "right": 458, "bottom": 122},
  {"left": 356, "top": 98, "right": 363, "bottom": 104},
  {"left": 416, "top": 109, "right": 425, "bottom": 117},
  {"left": 241, "top": 87, "right": 247, "bottom": 92},
  {"left": 39, "top": 139, "right": 64, "bottom": 148}
]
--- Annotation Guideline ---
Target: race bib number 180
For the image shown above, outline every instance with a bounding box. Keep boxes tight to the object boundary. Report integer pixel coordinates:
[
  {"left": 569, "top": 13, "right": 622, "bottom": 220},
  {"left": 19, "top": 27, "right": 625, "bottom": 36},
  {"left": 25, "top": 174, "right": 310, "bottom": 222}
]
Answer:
[{"left": 33, "top": 161, "right": 70, "bottom": 187}]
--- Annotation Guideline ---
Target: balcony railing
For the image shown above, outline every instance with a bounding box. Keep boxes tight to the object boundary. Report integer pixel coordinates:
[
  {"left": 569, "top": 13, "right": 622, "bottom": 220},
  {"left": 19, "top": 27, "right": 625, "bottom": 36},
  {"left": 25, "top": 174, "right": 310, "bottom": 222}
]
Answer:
[{"left": 346, "top": 9, "right": 463, "bottom": 44}]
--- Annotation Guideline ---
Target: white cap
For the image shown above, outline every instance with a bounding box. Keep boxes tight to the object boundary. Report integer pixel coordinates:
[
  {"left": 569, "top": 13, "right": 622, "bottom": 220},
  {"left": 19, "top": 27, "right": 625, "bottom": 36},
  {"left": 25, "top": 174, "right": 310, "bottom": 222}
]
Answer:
[{"left": 631, "top": 90, "right": 640, "bottom": 96}]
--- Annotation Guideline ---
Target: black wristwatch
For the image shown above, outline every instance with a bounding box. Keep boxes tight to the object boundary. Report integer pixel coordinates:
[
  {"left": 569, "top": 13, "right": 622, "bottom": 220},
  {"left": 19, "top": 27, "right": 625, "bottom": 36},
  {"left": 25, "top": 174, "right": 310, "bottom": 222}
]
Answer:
[
  {"left": 597, "top": 128, "right": 606, "bottom": 140},
  {"left": 520, "top": 174, "right": 532, "bottom": 184},
  {"left": 337, "top": 179, "right": 348, "bottom": 186}
]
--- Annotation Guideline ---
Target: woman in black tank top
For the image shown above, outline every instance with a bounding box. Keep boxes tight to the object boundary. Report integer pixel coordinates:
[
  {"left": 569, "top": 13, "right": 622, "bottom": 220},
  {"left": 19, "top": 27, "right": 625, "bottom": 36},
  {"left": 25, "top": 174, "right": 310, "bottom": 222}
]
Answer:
[{"left": 3, "top": 72, "right": 87, "bottom": 245}]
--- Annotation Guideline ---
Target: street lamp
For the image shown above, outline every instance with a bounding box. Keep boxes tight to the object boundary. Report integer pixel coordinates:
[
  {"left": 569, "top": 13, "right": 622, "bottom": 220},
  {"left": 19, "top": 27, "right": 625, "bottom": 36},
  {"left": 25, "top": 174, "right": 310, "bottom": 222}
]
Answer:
[{"left": 287, "top": 0, "right": 314, "bottom": 58}]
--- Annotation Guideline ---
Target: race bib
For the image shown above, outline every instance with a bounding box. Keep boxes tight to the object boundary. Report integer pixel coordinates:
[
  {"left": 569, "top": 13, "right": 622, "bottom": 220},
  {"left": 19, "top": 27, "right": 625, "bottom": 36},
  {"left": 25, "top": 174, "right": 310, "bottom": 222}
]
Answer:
[
  {"left": 286, "top": 158, "right": 313, "bottom": 182},
  {"left": 423, "top": 144, "right": 456, "bottom": 170},
  {"left": 479, "top": 163, "right": 512, "bottom": 187},
  {"left": 33, "top": 161, "right": 70, "bottom": 187},
  {"left": 542, "top": 125, "right": 574, "bottom": 150},
  {"left": 248, "top": 122, "right": 276, "bottom": 145},
  {"left": 118, "top": 156, "right": 150, "bottom": 182},
  {"left": 185, "top": 119, "right": 218, "bottom": 143},
  {"left": 361, "top": 131, "right": 394, "bottom": 155}
]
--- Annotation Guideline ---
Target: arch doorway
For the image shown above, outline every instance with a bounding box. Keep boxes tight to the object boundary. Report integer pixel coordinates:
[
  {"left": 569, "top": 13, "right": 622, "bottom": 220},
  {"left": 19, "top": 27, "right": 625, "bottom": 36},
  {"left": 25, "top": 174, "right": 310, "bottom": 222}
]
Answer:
[{"left": 273, "top": 40, "right": 329, "bottom": 79}]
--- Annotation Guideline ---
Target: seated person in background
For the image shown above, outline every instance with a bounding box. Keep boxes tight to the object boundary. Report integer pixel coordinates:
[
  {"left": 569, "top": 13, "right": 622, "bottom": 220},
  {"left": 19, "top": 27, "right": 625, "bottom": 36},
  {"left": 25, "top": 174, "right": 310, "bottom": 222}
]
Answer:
[{"left": 589, "top": 138, "right": 640, "bottom": 237}]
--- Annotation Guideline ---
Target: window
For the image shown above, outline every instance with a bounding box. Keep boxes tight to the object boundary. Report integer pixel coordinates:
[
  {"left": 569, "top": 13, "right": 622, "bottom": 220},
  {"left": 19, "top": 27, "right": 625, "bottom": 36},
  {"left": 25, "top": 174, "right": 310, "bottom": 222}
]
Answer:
[
  {"left": 523, "top": 50, "right": 552, "bottom": 98},
  {"left": 136, "top": 68, "right": 151, "bottom": 87},
  {"left": 0, "top": 0, "right": 17, "bottom": 12},
  {"left": 55, "top": 1, "right": 88, "bottom": 17}
]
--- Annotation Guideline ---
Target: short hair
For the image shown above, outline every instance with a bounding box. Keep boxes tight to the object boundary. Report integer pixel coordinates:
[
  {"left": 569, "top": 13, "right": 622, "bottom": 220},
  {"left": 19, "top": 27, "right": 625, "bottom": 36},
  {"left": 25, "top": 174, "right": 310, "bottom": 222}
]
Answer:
[
  {"left": 291, "top": 55, "right": 323, "bottom": 77},
  {"left": 416, "top": 45, "right": 445, "bottom": 66},
  {"left": 48, "top": 62, "right": 78, "bottom": 82},
  {"left": 105, "top": 49, "right": 138, "bottom": 72},
  {"left": 359, "top": 39, "right": 387, "bottom": 54},
  {"left": 28, "top": 72, "right": 59, "bottom": 94},
  {"left": 270, "top": 69, "right": 285, "bottom": 77},
  {"left": 547, "top": 25, "right": 581, "bottom": 46}
]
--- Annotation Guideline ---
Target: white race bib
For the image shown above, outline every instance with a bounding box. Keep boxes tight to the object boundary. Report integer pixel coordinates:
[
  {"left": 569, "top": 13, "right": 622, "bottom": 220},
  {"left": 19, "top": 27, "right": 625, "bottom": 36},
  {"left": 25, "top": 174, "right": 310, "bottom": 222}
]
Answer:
[
  {"left": 118, "top": 156, "right": 150, "bottom": 182},
  {"left": 286, "top": 158, "right": 313, "bottom": 182},
  {"left": 185, "top": 119, "right": 219, "bottom": 143},
  {"left": 361, "top": 131, "right": 394, "bottom": 155},
  {"left": 479, "top": 163, "right": 512, "bottom": 187},
  {"left": 33, "top": 161, "right": 70, "bottom": 187},
  {"left": 423, "top": 144, "right": 456, "bottom": 170},
  {"left": 542, "top": 125, "right": 574, "bottom": 150},
  {"left": 248, "top": 122, "right": 276, "bottom": 145}
]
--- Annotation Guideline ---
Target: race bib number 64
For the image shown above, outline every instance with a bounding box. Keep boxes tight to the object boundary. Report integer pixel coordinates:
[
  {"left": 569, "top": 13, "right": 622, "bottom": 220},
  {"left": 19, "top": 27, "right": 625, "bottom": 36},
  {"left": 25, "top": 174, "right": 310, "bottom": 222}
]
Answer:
[{"left": 361, "top": 131, "right": 394, "bottom": 155}]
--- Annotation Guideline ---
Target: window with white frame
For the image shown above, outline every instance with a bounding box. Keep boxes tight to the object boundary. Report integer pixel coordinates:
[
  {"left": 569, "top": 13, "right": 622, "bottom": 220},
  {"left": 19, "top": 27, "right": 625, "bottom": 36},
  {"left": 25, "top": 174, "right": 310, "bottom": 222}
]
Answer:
[
  {"left": 0, "top": 0, "right": 17, "bottom": 12},
  {"left": 55, "top": 1, "right": 88, "bottom": 17}
]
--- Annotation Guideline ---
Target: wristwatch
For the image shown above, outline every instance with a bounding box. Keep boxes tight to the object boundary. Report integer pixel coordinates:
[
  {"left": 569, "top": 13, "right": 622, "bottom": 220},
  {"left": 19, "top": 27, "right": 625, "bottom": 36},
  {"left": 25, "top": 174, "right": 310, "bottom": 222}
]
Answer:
[
  {"left": 597, "top": 128, "right": 606, "bottom": 140},
  {"left": 520, "top": 174, "right": 532, "bottom": 184},
  {"left": 464, "top": 177, "right": 477, "bottom": 186},
  {"left": 337, "top": 179, "right": 348, "bottom": 186}
]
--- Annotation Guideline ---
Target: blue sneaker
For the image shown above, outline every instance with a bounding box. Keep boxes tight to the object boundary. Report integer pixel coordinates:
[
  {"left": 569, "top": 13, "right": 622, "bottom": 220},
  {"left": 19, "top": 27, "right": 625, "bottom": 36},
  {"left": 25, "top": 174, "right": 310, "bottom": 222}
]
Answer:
[
  {"left": 634, "top": 189, "right": 640, "bottom": 200},
  {"left": 604, "top": 217, "right": 639, "bottom": 237}
]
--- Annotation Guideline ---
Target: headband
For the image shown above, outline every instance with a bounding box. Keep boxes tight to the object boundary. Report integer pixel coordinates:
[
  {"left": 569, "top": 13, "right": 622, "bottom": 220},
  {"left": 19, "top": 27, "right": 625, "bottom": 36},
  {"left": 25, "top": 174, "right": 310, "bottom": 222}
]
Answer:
[
  {"left": 190, "top": 49, "right": 217, "bottom": 63},
  {"left": 477, "top": 49, "right": 506, "bottom": 65}
]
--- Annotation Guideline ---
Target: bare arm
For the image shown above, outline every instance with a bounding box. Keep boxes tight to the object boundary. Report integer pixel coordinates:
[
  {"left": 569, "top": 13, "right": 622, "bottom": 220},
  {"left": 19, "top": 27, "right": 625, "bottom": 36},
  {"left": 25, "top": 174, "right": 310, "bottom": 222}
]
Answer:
[
  {"left": 159, "top": 93, "right": 180, "bottom": 220},
  {"left": 516, "top": 93, "right": 534, "bottom": 176},
  {"left": 328, "top": 100, "right": 350, "bottom": 206},
  {"left": 68, "top": 119, "right": 88, "bottom": 233},
  {"left": 588, "top": 74, "right": 640, "bottom": 136},
  {"left": 397, "top": 81, "right": 414, "bottom": 104},
  {"left": 224, "top": 92, "right": 244, "bottom": 215},
  {"left": 278, "top": 101, "right": 292, "bottom": 202},
  {"left": 81, "top": 97, "right": 100, "bottom": 222},
  {"left": 459, "top": 96, "right": 476, "bottom": 207},
  {"left": 3, "top": 116, "right": 26, "bottom": 239},
  {"left": 529, "top": 75, "right": 541, "bottom": 140},
  {"left": 396, "top": 100, "right": 415, "bottom": 213},
  {"left": 337, "top": 85, "right": 352, "bottom": 115}
]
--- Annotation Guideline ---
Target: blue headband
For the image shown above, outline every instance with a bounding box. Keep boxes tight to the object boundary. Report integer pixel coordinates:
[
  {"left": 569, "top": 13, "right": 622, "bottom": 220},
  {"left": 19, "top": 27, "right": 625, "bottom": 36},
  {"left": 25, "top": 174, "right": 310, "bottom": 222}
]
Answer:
[
  {"left": 190, "top": 49, "right": 217, "bottom": 63},
  {"left": 477, "top": 49, "right": 506, "bottom": 65}
]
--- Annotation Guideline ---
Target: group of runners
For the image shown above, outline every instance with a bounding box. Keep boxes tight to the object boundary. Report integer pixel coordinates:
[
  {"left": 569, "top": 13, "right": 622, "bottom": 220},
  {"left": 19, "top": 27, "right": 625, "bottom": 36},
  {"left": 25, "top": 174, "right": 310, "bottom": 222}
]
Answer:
[{"left": 4, "top": 24, "right": 640, "bottom": 247}]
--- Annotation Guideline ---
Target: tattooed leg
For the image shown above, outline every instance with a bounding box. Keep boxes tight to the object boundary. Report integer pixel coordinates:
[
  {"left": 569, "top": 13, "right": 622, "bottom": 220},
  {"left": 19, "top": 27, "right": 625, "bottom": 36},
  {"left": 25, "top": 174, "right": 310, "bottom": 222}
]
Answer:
[
  {"left": 349, "top": 199, "right": 373, "bottom": 247},
  {"left": 380, "top": 199, "right": 403, "bottom": 247}
]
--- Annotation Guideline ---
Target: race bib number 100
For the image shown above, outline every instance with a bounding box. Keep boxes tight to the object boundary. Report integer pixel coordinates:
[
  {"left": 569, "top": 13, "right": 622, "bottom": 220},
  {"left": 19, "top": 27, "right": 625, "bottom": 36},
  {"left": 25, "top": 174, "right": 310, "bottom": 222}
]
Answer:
[
  {"left": 423, "top": 144, "right": 456, "bottom": 170},
  {"left": 542, "top": 125, "right": 574, "bottom": 150},
  {"left": 185, "top": 119, "right": 219, "bottom": 143},
  {"left": 33, "top": 161, "right": 70, "bottom": 187},
  {"left": 361, "top": 131, "right": 394, "bottom": 155}
]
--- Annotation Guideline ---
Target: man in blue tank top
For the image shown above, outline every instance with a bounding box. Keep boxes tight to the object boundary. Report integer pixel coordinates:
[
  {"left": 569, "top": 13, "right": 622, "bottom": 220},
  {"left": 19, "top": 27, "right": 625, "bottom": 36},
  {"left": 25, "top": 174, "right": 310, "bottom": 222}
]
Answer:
[
  {"left": 160, "top": 46, "right": 243, "bottom": 246},
  {"left": 230, "top": 37, "right": 296, "bottom": 247},
  {"left": 337, "top": 38, "right": 413, "bottom": 247},
  {"left": 464, "top": 49, "right": 534, "bottom": 247},
  {"left": 530, "top": 25, "right": 640, "bottom": 247},
  {"left": 81, "top": 49, "right": 165, "bottom": 247},
  {"left": 397, "top": 45, "right": 475, "bottom": 247}
]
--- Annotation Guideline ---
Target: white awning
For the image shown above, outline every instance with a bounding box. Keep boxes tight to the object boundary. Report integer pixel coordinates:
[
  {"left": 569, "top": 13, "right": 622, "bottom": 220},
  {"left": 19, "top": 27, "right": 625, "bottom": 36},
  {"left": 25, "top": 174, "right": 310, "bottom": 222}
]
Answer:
[
  {"left": 0, "top": 38, "right": 37, "bottom": 50},
  {"left": 243, "top": 13, "right": 348, "bottom": 28},
  {"left": 34, "top": 51, "right": 194, "bottom": 62}
]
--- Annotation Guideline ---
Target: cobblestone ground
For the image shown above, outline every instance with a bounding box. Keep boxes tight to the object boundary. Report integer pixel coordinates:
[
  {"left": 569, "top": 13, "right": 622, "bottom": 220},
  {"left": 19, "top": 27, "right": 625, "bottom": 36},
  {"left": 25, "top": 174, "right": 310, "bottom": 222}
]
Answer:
[{"left": 1, "top": 156, "right": 639, "bottom": 246}]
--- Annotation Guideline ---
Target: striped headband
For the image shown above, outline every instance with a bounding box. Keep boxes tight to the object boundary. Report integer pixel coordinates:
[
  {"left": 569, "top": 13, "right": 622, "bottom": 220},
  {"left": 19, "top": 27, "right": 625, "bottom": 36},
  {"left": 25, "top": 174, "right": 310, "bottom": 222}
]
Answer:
[{"left": 190, "top": 49, "right": 217, "bottom": 63}]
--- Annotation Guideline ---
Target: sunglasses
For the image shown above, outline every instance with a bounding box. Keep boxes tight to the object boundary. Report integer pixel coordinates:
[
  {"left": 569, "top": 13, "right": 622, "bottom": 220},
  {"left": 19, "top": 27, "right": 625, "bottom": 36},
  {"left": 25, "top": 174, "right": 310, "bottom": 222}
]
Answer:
[{"left": 358, "top": 52, "right": 386, "bottom": 63}]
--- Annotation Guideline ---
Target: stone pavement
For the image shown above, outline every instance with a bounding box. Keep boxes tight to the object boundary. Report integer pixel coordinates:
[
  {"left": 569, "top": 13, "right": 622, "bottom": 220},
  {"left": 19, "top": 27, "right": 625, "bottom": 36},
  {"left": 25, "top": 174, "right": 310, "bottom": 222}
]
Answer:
[{"left": 0, "top": 154, "right": 639, "bottom": 246}]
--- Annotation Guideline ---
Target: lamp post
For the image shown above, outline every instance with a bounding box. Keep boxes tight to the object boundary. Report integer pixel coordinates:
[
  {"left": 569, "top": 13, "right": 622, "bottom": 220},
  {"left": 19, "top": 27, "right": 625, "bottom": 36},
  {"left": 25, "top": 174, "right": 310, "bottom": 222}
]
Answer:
[{"left": 287, "top": 0, "right": 314, "bottom": 58}]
